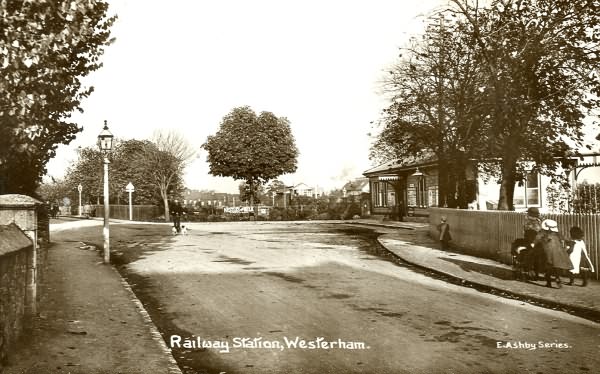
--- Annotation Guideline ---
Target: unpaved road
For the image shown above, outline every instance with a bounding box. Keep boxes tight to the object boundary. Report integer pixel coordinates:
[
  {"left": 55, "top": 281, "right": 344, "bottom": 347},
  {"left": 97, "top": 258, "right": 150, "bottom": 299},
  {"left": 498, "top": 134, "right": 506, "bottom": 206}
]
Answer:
[{"left": 71, "top": 221, "right": 600, "bottom": 374}]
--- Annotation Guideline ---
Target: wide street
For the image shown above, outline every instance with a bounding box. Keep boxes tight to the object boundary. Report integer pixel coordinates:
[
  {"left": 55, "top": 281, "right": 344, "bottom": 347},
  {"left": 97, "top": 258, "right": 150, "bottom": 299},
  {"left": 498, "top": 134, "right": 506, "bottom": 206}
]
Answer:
[{"left": 68, "top": 221, "right": 600, "bottom": 374}]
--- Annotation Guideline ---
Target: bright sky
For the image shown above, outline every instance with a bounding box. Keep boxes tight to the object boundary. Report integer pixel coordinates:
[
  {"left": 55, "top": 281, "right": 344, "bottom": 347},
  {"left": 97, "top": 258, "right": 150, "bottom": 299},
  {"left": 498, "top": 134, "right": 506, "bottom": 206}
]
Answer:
[{"left": 45, "top": 0, "right": 449, "bottom": 193}]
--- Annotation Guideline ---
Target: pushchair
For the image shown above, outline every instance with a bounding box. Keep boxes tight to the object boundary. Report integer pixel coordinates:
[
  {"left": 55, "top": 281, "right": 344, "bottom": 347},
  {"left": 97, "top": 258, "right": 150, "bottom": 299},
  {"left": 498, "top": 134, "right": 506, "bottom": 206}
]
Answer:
[
  {"left": 511, "top": 238, "right": 532, "bottom": 281},
  {"left": 511, "top": 229, "right": 542, "bottom": 281}
]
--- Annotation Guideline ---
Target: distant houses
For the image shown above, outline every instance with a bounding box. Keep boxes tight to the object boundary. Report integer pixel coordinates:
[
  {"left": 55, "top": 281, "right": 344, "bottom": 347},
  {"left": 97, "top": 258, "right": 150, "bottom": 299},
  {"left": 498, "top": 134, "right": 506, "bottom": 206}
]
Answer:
[
  {"left": 291, "top": 183, "right": 315, "bottom": 197},
  {"left": 341, "top": 178, "right": 369, "bottom": 198},
  {"left": 182, "top": 190, "right": 241, "bottom": 210}
]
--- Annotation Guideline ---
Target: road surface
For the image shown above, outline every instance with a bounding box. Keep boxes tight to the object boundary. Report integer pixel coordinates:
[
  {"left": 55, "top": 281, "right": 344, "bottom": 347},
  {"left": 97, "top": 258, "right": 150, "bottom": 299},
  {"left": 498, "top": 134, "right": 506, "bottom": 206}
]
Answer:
[{"left": 74, "top": 221, "right": 600, "bottom": 374}]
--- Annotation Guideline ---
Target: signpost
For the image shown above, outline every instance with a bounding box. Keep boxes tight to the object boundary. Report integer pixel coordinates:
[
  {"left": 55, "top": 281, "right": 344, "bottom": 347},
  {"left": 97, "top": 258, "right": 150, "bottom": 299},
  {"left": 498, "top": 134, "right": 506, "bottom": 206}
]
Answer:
[
  {"left": 125, "top": 182, "right": 135, "bottom": 221},
  {"left": 77, "top": 184, "right": 82, "bottom": 216}
]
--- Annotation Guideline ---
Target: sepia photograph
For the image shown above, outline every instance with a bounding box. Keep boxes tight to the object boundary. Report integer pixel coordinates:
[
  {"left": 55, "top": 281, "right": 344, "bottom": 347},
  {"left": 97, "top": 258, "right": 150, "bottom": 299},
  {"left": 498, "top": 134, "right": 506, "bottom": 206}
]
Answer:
[{"left": 0, "top": 0, "right": 599, "bottom": 373}]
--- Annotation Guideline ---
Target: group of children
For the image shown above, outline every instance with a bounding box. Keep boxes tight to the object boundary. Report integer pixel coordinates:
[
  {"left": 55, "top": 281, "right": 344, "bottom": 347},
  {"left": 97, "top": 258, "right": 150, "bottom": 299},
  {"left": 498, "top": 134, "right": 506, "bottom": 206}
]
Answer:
[
  {"left": 522, "top": 207, "right": 595, "bottom": 287},
  {"left": 437, "top": 208, "right": 595, "bottom": 288}
]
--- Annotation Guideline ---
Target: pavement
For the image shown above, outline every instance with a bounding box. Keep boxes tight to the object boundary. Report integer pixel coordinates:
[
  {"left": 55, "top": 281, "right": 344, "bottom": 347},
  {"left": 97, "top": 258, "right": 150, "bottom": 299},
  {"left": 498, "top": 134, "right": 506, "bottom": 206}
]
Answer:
[
  {"left": 2, "top": 216, "right": 599, "bottom": 374},
  {"left": 1, "top": 219, "right": 182, "bottom": 374},
  {"left": 351, "top": 218, "right": 600, "bottom": 322}
]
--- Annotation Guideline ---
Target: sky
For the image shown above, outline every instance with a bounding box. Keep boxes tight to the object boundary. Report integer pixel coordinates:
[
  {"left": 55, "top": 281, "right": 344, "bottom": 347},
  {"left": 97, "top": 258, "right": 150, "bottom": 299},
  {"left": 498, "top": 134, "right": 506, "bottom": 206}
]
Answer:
[
  {"left": 45, "top": 0, "right": 450, "bottom": 193},
  {"left": 45, "top": 0, "right": 599, "bottom": 193}
]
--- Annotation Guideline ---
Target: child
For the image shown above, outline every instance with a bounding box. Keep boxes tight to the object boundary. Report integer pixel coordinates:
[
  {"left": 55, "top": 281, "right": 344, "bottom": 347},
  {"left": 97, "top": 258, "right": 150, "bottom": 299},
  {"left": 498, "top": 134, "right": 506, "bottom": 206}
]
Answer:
[
  {"left": 437, "top": 216, "right": 451, "bottom": 250},
  {"left": 523, "top": 207, "right": 542, "bottom": 234},
  {"left": 566, "top": 226, "right": 595, "bottom": 287}
]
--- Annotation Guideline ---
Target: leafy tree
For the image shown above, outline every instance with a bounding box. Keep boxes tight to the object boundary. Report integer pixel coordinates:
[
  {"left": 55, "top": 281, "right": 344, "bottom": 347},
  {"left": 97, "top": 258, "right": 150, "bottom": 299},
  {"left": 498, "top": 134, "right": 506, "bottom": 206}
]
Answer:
[
  {"left": 573, "top": 181, "right": 600, "bottom": 213},
  {"left": 63, "top": 146, "right": 104, "bottom": 204},
  {"left": 202, "top": 106, "right": 298, "bottom": 210},
  {"left": 0, "top": 0, "right": 116, "bottom": 195},
  {"left": 56, "top": 137, "right": 187, "bottom": 211},
  {"left": 450, "top": 0, "right": 600, "bottom": 209},
  {"left": 238, "top": 181, "right": 266, "bottom": 205},
  {"left": 372, "top": 13, "right": 485, "bottom": 207},
  {"left": 266, "top": 179, "right": 286, "bottom": 206},
  {"left": 137, "top": 130, "right": 195, "bottom": 221},
  {"left": 36, "top": 176, "right": 72, "bottom": 206},
  {"left": 110, "top": 139, "right": 159, "bottom": 205}
]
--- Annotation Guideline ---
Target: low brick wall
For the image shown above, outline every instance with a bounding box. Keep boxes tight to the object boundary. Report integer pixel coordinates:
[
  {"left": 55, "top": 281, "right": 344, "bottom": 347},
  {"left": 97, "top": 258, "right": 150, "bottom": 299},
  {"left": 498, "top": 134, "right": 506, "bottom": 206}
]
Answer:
[{"left": 0, "top": 225, "right": 32, "bottom": 364}]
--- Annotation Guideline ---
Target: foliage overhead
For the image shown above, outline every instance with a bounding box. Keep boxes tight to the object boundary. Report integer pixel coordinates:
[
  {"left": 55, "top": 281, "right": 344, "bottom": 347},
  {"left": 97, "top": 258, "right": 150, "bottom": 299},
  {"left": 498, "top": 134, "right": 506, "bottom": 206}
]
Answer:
[
  {"left": 373, "top": 0, "right": 600, "bottom": 209},
  {"left": 0, "top": 0, "right": 116, "bottom": 195},
  {"left": 450, "top": 0, "right": 600, "bottom": 209}
]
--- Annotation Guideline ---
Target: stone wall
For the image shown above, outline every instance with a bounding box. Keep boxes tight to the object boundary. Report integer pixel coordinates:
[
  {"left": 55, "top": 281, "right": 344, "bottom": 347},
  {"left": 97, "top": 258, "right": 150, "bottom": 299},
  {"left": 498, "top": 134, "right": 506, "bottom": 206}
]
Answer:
[
  {"left": 0, "top": 225, "right": 32, "bottom": 363},
  {"left": 0, "top": 195, "right": 46, "bottom": 364}
]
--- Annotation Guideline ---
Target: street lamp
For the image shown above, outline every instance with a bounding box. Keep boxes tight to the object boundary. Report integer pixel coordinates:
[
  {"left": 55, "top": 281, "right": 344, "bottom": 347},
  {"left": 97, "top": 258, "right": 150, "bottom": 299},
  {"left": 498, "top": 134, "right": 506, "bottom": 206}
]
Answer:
[{"left": 98, "top": 120, "right": 114, "bottom": 264}]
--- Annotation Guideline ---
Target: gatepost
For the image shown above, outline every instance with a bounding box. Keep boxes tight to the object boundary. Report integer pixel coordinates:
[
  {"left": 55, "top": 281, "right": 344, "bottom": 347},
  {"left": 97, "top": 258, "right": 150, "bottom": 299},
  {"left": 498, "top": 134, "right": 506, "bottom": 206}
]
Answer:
[{"left": 0, "top": 194, "right": 42, "bottom": 316}]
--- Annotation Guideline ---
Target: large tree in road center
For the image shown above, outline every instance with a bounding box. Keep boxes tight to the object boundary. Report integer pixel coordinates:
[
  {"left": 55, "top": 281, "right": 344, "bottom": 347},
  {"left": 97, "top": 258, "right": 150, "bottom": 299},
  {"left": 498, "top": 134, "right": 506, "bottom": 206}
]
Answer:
[{"left": 202, "top": 106, "right": 298, "bottom": 211}]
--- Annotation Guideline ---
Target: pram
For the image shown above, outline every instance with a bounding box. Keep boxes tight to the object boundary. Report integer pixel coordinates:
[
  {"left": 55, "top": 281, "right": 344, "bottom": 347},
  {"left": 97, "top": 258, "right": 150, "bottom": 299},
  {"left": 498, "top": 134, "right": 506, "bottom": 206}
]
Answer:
[{"left": 511, "top": 238, "right": 535, "bottom": 281}]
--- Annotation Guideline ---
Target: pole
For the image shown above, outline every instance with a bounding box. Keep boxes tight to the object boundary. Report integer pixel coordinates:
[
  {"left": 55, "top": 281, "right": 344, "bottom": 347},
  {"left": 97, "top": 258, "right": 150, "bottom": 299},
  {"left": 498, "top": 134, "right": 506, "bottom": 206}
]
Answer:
[
  {"left": 78, "top": 188, "right": 82, "bottom": 216},
  {"left": 103, "top": 157, "right": 110, "bottom": 264},
  {"left": 128, "top": 190, "right": 133, "bottom": 220}
]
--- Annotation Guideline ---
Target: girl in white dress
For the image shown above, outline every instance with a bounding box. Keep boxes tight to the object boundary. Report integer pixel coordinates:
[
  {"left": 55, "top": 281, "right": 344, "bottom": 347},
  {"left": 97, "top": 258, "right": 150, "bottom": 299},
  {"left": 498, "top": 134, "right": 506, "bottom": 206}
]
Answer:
[{"left": 567, "top": 226, "right": 595, "bottom": 287}]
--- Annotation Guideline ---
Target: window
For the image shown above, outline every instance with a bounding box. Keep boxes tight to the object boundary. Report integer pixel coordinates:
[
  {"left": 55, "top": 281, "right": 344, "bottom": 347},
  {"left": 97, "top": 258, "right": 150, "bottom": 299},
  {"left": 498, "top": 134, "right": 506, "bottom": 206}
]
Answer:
[
  {"left": 417, "top": 177, "right": 427, "bottom": 207},
  {"left": 514, "top": 172, "right": 540, "bottom": 207},
  {"left": 371, "top": 181, "right": 388, "bottom": 207},
  {"left": 428, "top": 186, "right": 438, "bottom": 207}
]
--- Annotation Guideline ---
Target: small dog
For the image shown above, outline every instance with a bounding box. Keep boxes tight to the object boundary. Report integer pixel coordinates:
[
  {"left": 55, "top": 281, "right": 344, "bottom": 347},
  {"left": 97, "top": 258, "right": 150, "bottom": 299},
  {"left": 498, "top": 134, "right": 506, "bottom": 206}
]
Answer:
[
  {"left": 171, "top": 226, "right": 178, "bottom": 235},
  {"left": 180, "top": 225, "right": 188, "bottom": 236}
]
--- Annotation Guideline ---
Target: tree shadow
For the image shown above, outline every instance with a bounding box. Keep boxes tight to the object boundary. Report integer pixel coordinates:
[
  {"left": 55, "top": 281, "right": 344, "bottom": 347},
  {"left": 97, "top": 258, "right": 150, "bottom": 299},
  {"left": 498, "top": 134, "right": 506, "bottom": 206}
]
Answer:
[{"left": 441, "top": 257, "right": 516, "bottom": 281}]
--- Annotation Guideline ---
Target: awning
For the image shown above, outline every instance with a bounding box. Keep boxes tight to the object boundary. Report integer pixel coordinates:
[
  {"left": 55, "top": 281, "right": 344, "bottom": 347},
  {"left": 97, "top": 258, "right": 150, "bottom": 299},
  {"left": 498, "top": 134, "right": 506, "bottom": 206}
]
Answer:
[{"left": 378, "top": 175, "right": 400, "bottom": 181}]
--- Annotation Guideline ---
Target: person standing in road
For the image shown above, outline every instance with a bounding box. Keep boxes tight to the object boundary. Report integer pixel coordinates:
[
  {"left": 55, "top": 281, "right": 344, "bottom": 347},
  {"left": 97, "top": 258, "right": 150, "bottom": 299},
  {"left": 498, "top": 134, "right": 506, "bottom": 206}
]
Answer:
[
  {"left": 566, "top": 226, "right": 595, "bottom": 287},
  {"left": 170, "top": 200, "right": 183, "bottom": 233},
  {"left": 536, "top": 219, "right": 573, "bottom": 288},
  {"left": 437, "top": 216, "right": 451, "bottom": 251}
]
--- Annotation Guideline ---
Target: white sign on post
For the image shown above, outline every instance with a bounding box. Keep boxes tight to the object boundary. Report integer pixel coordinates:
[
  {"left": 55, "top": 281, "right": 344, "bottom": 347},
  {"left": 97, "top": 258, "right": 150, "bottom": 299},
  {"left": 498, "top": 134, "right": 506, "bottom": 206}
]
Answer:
[{"left": 125, "top": 182, "right": 135, "bottom": 220}]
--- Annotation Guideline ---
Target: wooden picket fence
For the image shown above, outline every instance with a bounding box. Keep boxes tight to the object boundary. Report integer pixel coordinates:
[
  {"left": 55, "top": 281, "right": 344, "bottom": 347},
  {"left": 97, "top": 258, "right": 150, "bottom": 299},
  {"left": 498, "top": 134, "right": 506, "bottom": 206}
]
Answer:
[{"left": 428, "top": 208, "right": 600, "bottom": 280}]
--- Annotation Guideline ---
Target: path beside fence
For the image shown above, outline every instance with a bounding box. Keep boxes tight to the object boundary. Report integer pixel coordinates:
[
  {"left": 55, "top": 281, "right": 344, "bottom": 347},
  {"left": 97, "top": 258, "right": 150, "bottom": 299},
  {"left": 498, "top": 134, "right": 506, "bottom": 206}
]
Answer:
[{"left": 429, "top": 208, "right": 600, "bottom": 280}]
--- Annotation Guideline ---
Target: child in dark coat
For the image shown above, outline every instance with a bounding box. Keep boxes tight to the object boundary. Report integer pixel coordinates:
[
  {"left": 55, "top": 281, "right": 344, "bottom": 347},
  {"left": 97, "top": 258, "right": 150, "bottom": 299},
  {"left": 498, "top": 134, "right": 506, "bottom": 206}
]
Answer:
[{"left": 437, "top": 216, "right": 451, "bottom": 250}]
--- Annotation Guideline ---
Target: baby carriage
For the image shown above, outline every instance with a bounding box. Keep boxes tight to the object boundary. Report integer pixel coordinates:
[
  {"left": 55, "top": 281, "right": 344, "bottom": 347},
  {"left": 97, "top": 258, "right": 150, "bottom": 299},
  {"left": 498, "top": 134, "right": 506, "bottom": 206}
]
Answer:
[
  {"left": 511, "top": 238, "right": 532, "bottom": 281},
  {"left": 511, "top": 230, "right": 540, "bottom": 281}
]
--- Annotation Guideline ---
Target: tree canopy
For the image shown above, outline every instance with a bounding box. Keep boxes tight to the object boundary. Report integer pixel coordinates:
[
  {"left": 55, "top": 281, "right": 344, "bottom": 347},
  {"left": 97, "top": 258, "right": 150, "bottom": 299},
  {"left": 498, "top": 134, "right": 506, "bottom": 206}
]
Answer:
[
  {"left": 451, "top": 0, "right": 600, "bottom": 209},
  {"left": 202, "top": 106, "right": 298, "bottom": 207},
  {"left": 60, "top": 139, "right": 166, "bottom": 206},
  {"left": 42, "top": 134, "right": 192, "bottom": 215},
  {"left": 139, "top": 130, "right": 195, "bottom": 221},
  {"left": 372, "top": 14, "right": 485, "bottom": 207},
  {"left": 372, "top": 0, "right": 600, "bottom": 209},
  {"left": 0, "top": 0, "right": 116, "bottom": 195}
]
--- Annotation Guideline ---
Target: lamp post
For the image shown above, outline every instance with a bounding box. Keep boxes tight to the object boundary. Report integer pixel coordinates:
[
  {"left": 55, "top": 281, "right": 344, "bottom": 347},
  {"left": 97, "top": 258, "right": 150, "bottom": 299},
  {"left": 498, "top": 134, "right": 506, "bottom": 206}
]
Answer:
[
  {"left": 77, "top": 184, "right": 82, "bottom": 216},
  {"left": 97, "top": 120, "right": 114, "bottom": 264}
]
